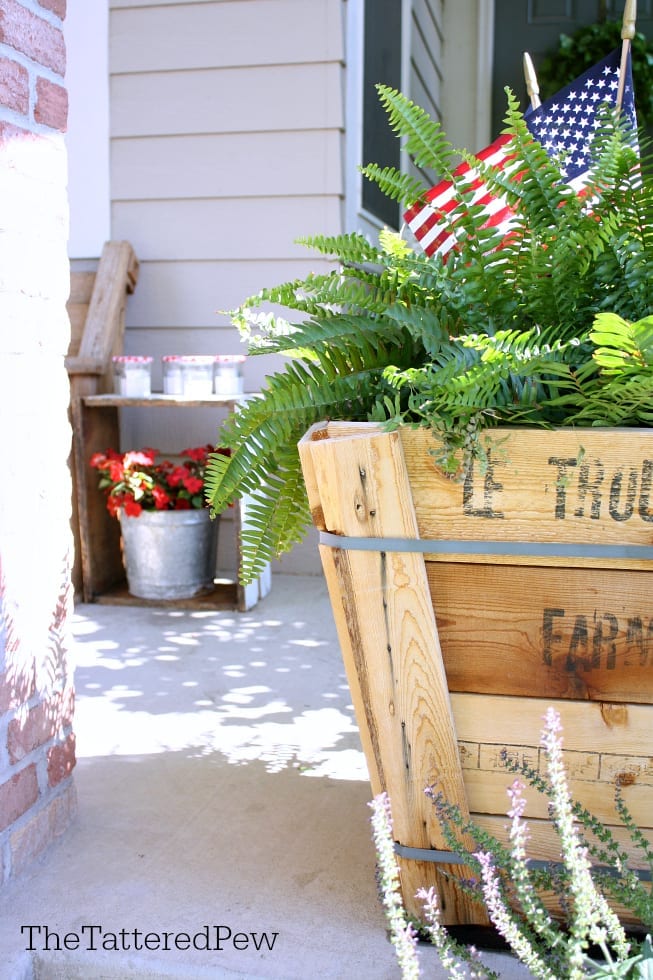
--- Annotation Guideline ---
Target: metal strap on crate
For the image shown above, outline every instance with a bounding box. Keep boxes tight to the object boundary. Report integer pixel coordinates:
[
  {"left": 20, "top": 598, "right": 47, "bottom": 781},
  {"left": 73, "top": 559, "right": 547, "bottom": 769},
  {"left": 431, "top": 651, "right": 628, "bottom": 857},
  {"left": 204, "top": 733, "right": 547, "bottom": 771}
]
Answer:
[
  {"left": 319, "top": 531, "right": 653, "bottom": 561},
  {"left": 393, "top": 843, "right": 652, "bottom": 881}
]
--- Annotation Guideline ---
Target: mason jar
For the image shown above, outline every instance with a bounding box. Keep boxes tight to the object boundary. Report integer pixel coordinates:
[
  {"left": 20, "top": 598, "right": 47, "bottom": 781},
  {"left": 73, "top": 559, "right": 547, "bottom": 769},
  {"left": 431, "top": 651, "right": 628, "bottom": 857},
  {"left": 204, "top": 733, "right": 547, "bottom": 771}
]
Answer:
[
  {"left": 112, "top": 355, "right": 153, "bottom": 396},
  {"left": 162, "top": 355, "right": 184, "bottom": 395},
  {"left": 214, "top": 354, "right": 246, "bottom": 395},
  {"left": 179, "top": 355, "right": 216, "bottom": 396}
]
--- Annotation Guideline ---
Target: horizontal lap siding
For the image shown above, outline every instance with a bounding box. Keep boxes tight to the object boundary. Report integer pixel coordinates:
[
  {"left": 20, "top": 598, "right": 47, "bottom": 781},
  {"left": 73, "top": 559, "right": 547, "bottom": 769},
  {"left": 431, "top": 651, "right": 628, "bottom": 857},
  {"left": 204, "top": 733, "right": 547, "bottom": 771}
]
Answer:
[
  {"left": 123, "top": 260, "right": 337, "bottom": 328},
  {"left": 111, "top": 0, "right": 344, "bottom": 70},
  {"left": 111, "top": 199, "right": 343, "bottom": 262},
  {"left": 109, "top": 0, "right": 345, "bottom": 462},
  {"left": 111, "top": 64, "right": 344, "bottom": 137},
  {"left": 111, "top": 132, "right": 343, "bottom": 200}
]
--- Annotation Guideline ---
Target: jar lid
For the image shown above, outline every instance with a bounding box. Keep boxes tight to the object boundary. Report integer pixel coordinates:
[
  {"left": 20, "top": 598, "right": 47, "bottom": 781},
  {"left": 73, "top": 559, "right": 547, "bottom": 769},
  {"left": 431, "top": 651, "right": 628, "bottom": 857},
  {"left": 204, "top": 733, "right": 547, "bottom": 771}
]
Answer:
[
  {"left": 112, "top": 355, "right": 153, "bottom": 364},
  {"left": 162, "top": 355, "right": 182, "bottom": 362},
  {"left": 215, "top": 354, "right": 246, "bottom": 363},
  {"left": 168, "top": 355, "right": 216, "bottom": 364}
]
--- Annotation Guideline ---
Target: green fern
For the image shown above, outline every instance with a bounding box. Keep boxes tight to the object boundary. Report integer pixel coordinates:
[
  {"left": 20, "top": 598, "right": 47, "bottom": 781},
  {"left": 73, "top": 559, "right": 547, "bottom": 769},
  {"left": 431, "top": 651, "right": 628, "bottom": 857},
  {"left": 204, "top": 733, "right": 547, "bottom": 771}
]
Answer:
[{"left": 207, "top": 85, "right": 653, "bottom": 584}]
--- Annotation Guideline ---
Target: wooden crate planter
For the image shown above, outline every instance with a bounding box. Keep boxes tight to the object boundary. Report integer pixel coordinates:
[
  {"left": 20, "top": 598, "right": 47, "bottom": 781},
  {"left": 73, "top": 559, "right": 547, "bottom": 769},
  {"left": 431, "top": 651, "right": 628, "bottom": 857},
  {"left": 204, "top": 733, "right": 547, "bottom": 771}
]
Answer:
[{"left": 298, "top": 421, "right": 653, "bottom": 926}]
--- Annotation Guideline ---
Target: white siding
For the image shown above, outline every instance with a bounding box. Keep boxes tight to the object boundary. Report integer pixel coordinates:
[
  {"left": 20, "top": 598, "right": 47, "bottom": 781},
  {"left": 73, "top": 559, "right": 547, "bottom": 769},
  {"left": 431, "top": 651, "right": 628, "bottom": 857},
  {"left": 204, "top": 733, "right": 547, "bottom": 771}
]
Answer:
[
  {"left": 106, "top": 0, "right": 447, "bottom": 576},
  {"left": 111, "top": 0, "right": 344, "bottom": 69},
  {"left": 109, "top": 0, "right": 346, "bottom": 457}
]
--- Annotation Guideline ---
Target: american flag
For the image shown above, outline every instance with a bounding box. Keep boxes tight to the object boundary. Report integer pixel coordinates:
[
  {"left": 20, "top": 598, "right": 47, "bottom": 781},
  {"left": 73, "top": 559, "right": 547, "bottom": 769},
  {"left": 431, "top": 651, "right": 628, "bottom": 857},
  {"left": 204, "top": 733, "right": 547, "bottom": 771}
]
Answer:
[{"left": 403, "top": 47, "right": 637, "bottom": 259}]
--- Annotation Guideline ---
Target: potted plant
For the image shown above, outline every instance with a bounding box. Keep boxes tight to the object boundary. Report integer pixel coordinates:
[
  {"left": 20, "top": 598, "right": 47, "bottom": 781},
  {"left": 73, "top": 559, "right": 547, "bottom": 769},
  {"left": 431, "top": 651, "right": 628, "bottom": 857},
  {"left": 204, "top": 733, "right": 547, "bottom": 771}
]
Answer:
[
  {"left": 91, "top": 444, "right": 228, "bottom": 600},
  {"left": 205, "top": 85, "right": 653, "bottom": 925}
]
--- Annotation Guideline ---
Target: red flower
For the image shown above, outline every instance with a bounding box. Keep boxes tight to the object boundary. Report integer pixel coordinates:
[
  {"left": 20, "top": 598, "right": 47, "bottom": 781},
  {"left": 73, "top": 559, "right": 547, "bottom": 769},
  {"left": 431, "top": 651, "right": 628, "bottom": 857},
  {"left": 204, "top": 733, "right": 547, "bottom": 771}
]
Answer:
[
  {"left": 107, "top": 494, "right": 122, "bottom": 517},
  {"left": 90, "top": 444, "right": 224, "bottom": 519},
  {"left": 108, "top": 458, "right": 125, "bottom": 483},
  {"left": 123, "top": 497, "right": 143, "bottom": 517},
  {"left": 182, "top": 446, "right": 209, "bottom": 462},
  {"left": 166, "top": 466, "right": 187, "bottom": 488},
  {"left": 152, "top": 486, "right": 171, "bottom": 509},
  {"left": 182, "top": 476, "right": 203, "bottom": 495}
]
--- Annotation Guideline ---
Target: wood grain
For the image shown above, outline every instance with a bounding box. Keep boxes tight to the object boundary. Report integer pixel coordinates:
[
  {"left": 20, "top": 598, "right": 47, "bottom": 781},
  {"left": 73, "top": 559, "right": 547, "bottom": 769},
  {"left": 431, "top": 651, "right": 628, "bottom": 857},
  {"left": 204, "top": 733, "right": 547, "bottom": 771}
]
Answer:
[{"left": 299, "top": 424, "right": 485, "bottom": 925}]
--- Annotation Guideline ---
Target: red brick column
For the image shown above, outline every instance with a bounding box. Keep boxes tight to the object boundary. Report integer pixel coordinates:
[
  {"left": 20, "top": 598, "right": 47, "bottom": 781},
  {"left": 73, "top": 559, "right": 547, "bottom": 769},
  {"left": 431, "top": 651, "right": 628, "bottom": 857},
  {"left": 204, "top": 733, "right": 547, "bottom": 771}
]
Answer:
[{"left": 0, "top": 0, "right": 76, "bottom": 884}]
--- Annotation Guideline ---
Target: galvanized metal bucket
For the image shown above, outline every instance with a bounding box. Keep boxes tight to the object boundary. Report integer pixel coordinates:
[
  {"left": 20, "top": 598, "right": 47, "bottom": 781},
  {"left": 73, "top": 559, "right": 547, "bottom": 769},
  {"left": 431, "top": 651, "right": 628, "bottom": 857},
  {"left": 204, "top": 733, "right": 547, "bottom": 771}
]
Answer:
[{"left": 119, "top": 508, "right": 219, "bottom": 600}]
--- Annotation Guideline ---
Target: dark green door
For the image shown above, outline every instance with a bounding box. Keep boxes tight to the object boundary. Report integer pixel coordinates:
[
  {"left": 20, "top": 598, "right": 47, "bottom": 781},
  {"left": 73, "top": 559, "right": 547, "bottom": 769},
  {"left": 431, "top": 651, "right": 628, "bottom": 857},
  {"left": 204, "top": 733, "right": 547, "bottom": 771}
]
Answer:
[{"left": 492, "top": 1, "right": 653, "bottom": 134}]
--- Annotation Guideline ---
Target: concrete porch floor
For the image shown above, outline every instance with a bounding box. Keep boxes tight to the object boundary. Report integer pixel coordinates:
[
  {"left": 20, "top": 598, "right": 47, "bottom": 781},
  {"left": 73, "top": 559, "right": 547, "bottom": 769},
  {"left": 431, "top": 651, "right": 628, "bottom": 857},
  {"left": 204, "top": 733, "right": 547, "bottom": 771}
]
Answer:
[{"left": 0, "top": 574, "right": 531, "bottom": 979}]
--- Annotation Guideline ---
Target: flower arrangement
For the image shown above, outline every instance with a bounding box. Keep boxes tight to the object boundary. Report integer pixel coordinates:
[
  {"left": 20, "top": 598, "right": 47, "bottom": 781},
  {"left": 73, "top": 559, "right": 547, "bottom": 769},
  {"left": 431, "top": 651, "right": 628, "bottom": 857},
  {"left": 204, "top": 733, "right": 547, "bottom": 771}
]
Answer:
[
  {"left": 90, "top": 445, "right": 229, "bottom": 517},
  {"left": 371, "top": 709, "right": 653, "bottom": 979}
]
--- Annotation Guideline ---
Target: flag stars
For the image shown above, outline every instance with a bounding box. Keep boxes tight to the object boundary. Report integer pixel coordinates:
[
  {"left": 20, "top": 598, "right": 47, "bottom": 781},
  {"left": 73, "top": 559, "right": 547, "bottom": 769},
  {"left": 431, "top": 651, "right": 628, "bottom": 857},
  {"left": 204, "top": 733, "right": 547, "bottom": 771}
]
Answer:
[{"left": 406, "top": 49, "right": 636, "bottom": 259}]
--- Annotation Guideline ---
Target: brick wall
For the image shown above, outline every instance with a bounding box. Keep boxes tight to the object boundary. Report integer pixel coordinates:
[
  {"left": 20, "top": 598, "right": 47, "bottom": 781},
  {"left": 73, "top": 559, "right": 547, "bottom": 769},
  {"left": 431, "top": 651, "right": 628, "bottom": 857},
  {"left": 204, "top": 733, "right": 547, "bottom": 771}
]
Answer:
[{"left": 0, "top": 0, "right": 76, "bottom": 884}]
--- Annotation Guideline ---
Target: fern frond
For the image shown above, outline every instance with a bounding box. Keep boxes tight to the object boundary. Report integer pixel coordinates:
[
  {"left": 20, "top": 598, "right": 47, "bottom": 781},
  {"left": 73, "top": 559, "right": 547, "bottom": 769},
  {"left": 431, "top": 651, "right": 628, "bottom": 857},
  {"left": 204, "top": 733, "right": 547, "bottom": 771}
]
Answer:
[
  {"left": 359, "top": 163, "right": 427, "bottom": 207},
  {"left": 295, "top": 232, "right": 381, "bottom": 265},
  {"left": 206, "top": 332, "right": 418, "bottom": 582},
  {"left": 375, "top": 84, "right": 457, "bottom": 175}
]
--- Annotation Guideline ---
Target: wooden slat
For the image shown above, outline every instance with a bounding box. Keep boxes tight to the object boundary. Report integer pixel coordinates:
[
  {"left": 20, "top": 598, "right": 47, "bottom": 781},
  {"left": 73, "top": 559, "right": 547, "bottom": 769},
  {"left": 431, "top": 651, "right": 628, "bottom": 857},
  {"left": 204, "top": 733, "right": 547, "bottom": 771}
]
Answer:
[
  {"left": 70, "top": 399, "right": 125, "bottom": 600},
  {"left": 67, "top": 272, "right": 97, "bottom": 357},
  {"left": 68, "top": 270, "right": 96, "bottom": 304},
  {"left": 398, "top": 426, "right": 653, "bottom": 555},
  {"left": 67, "top": 243, "right": 139, "bottom": 596},
  {"left": 451, "top": 692, "right": 653, "bottom": 758},
  {"left": 429, "top": 562, "right": 653, "bottom": 702},
  {"left": 473, "top": 816, "right": 650, "bottom": 925},
  {"left": 78, "top": 241, "right": 139, "bottom": 363},
  {"left": 463, "top": 767, "right": 653, "bottom": 829},
  {"left": 299, "top": 423, "right": 484, "bottom": 926},
  {"left": 83, "top": 393, "right": 244, "bottom": 408}
]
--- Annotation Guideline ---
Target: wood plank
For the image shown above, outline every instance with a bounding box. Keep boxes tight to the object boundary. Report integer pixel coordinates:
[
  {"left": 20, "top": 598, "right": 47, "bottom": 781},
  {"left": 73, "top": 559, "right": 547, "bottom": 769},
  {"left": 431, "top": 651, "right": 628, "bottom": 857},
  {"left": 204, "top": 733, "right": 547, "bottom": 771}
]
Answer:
[
  {"left": 71, "top": 399, "right": 125, "bottom": 601},
  {"left": 84, "top": 393, "right": 245, "bottom": 408},
  {"left": 79, "top": 241, "right": 139, "bottom": 363},
  {"left": 67, "top": 305, "right": 89, "bottom": 357},
  {"left": 310, "top": 423, "right": 653, "bottom": 569},
  {"left": 68, "top": 270, "right": 96, "bottom": 304},
  {"left": 474, "top": 813, "right": 652, "bottom": 872},
  {"left": 473, "top": 815, "right": 650, "bottom": 925},
  {"left": 429, "top": 562, "right": 653, "bottom": 702},
  {"left": 96, "top": 580, "right": 238, "bottom": 610},
  {"left": 451, "top": 692, "right": 653, "bottom": 758},
  {"left": 301, "top": 422, "right": 653, "bottom": 927},
  {"left": 399, "top": 426, "right": 653, "bottom": 553},
  {"left": 299, "top": 423, "right": 485, "bottom": 926},
  {"left": 464, "top": 767, "right": 653, "bottom": 829}
]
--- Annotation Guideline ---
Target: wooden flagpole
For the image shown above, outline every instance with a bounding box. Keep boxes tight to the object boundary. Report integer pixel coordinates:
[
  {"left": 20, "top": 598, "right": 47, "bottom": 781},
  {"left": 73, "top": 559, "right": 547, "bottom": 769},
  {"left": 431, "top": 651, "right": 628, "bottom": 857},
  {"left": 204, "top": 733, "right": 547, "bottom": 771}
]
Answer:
[
  {"left": 617, "top": 0, "right": 637, "bottom": 110},
  {"left": 523, "top": 52, "right": 541, "bottom": 110}
]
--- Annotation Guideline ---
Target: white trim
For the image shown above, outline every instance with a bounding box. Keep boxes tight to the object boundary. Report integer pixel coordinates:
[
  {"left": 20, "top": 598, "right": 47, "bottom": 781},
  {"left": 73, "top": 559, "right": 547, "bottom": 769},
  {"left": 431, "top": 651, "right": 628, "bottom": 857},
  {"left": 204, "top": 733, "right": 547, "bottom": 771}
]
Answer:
[
  {"left": 400, "top": 0, "right": 412, "bottom": 98},
  {"left": 345, "top": 0, "right": 410, "bottom": 236},
  {"left": 64, "top": 0, "right": 111, "bottom": 259},
  {"left": 476, "top": 0, "right": 495, "bottom": 148},
  {"left": 344, "top": 0, "right": 365, "bottom": 231}
]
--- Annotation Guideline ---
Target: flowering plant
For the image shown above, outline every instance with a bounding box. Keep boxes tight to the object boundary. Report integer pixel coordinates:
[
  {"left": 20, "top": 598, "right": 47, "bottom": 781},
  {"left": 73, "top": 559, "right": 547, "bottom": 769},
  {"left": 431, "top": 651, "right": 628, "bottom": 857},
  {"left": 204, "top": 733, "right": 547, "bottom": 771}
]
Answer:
[{"left": 90, "top": 444, "right": 229, "bottom": 517}]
